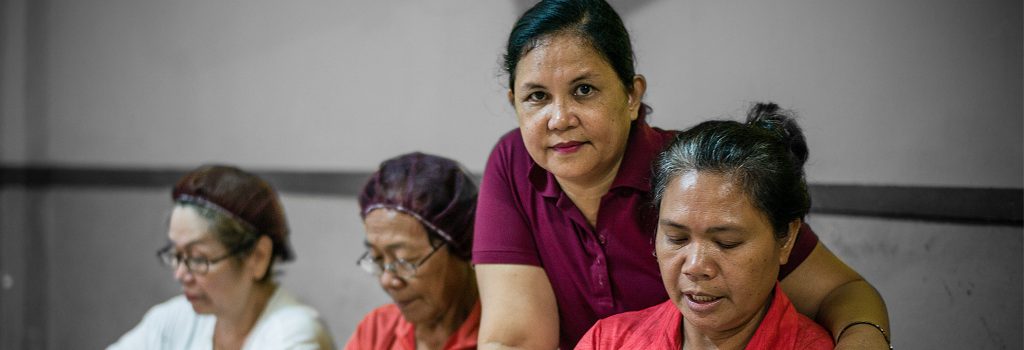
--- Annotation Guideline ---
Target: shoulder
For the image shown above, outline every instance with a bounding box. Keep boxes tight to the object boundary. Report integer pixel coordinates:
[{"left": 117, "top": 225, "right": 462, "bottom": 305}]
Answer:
[
  {"left": 343, "top": 304, "right": 404, "bottom": 350},
  {"left": 107, "top": 295, "right": 208, "bottom": 349},
  {"left": 577, "top": 300, "right": 678, "bottom": 348},
  {"left": 249, "top": 288, "right": 335, "bottom": 349},
  {"left": 139, "top": 295, "right": 204, "bottom": 329},
  {"left": 485, "top": 128, "right": 530, "bottom": 172},
  {"left": 355, "top": 303, "right": 404, "bottom": 330},
  {"left": 793, "top": 315, "right": 835, "bottom": 349}
]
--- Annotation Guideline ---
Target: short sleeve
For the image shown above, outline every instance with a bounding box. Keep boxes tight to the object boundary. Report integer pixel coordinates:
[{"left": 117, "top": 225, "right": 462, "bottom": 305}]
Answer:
[
  {"left": 472, "top": 131, "right": 543, "bottom": 266},
  {"left": 779, "top": 222, "right": 819, "bottom": 280}
]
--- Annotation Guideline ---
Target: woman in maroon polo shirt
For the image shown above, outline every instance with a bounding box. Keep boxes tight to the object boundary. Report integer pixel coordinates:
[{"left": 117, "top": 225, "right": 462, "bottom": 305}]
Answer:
[{"left": 472, "top": 1, "right": 890, "bottom": 349}]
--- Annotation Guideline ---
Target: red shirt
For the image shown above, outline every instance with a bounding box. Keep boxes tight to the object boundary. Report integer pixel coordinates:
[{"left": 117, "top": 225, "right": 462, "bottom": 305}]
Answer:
[
  {"left": 575, "top": 284, "right": 834, "bottom": 350},
  {"left": 473, "top": 122, "right": 819, "bottom": 349},
  {"left": 343, "top": 301, "right": 480, "bottom": 350}
]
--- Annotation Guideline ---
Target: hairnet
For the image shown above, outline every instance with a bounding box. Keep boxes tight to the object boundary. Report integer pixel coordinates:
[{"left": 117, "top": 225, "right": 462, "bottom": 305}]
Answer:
[
  {"left": 358, "top": 152, "right": 478, "bottom": 261},
  {"left": 172, "top": 164, "right": 294, "bottom": 261}
]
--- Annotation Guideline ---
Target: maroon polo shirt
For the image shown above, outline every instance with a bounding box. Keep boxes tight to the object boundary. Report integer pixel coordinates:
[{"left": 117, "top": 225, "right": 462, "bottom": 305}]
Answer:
[{"left": 472, "top": 121, "right": 818, "bottom": 349}]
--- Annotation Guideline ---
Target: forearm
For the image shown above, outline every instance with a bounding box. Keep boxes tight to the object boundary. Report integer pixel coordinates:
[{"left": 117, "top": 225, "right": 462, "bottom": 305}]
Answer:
[{"left": 817, "top": 279, "right": 891, "bottom": 348}]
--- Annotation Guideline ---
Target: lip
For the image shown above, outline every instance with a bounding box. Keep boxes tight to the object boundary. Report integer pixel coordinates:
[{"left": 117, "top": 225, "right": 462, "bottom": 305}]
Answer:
[
  {"left": 550, "top": 141, "right": 586, "bottom": 154},
  {"left": 683, "top": 291, "right": 724, "bottom": 314},
  {"left": 184, "top": 293, "right": 203, "bottom": 302}
]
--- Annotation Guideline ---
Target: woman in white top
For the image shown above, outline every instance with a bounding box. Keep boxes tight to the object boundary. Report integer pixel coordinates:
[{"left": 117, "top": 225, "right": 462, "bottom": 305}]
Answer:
[{"left": 109, "top": 165, "right": 334, "bottom": 350}]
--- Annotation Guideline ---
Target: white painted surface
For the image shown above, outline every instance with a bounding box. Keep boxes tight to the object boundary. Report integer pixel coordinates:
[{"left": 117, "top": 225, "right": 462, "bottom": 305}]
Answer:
[{"left": 0, "top": 0, "right": 1018, "bottom": 187}]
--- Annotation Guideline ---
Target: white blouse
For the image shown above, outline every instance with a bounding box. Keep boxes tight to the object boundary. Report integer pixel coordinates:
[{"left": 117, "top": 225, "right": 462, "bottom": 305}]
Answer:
[{"left": 108, "top": 287, "right": 334, "bottom": 350}]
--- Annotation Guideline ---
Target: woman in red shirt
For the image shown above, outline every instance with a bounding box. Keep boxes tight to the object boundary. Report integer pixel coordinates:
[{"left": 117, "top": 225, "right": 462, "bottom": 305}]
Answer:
[
  {"left": 344, "top": 153, "right": 480, "bottom": 350},
  {"left": 576, "top": 103, "right": 835, "bottom": 349}
]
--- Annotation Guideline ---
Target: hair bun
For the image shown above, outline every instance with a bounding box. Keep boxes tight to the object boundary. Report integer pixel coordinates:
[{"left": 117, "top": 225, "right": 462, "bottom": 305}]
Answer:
[{"left": 745, "top": 102, "right": 809, "bottom": 167}]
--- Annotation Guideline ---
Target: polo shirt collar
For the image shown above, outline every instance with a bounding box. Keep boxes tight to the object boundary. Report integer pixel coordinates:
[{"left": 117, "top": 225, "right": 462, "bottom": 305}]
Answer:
[{"left": 529, "top": 121, "right": 661, "bottom": 198}]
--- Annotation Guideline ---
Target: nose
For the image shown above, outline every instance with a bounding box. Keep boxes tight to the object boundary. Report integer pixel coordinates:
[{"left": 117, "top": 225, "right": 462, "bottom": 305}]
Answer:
[
  {"left": 378, "top": 268, "right": 405, "bottom": 290},
  {"left": 681, "top": 243, "right": 717, "bottom": 281},
  {"left": 173, "top": 261, "right": 193, "bottom": 283},
  {"left": 547, "top": 99, "right": 580, "bottom": 131}
]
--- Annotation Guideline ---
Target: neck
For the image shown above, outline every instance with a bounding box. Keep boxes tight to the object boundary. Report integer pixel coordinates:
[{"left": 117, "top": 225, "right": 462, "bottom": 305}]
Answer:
[
  {"left": 414, "top": 267, "right": 479, "bottom": 350},
  {"left": 681, "top": 299, "right": 770, "bottom": 350},
  {"left": 556, "top": 159, "right": 623, "bottom": 227},
  {"left": 214, "top": 282, "right": 276, "bottom": 350}
]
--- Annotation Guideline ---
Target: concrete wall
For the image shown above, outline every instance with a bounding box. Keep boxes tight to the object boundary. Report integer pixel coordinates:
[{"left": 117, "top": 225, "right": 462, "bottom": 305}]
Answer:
[{"left": 2, "top": 0, "right": 1021, "bottom": 349}]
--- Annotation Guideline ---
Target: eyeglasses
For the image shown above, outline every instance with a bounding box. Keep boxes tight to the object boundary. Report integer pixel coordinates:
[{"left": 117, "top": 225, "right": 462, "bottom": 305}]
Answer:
[
  {"left": 156, "top": 243, "right": 248, "bottom": 275},
  {"left": 356, "top": 242, "right": 446, "bottom": 280}
]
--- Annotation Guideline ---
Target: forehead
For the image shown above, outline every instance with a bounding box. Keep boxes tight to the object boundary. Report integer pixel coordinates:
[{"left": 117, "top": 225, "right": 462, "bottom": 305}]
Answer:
[
  {"left": 363, "top": 209, "right": 431, "bottom": 248},
  {"left": 659, "top": 171, "right": 768, "bottom": 228},
  {"left": 168, "top": 206, "right": 216, "bottom": 247},
  {"left": 514, "top": 34, "right": 615, "bottom": 85}
]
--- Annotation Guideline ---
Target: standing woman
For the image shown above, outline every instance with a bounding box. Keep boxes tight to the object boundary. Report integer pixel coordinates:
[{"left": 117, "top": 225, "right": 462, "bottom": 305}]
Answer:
[
  {"left": 472, "top": 1, "right": 890, "bottom": 349},
  {"left": 109, "top": 165, "right": 334, "bottom": 350}
]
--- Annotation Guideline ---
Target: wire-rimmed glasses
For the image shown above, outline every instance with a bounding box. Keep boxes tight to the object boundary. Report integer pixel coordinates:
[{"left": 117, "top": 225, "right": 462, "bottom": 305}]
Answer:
[
  {"left": 356, "top": 242, "right": 446, "bottom": 279},
  {"left": 156, "top": 243, "right": 247, "bottom": 275}
]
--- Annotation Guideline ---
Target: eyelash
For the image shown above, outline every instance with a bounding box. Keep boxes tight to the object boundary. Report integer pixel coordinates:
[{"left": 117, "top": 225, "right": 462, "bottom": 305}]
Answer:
[
  {"left": 525, "top": 91, "right": 547, "bottom": 103},
  {"left": 522, "top": 84, "right": 596, "bottom": 103},
  {"left": 666, "top": 236, "right": 741, "bottom": 249},
  {"left": 717, "top": 241, "right": 741, "bottom": 249},
  {"left": 574, "top": 84, "right": 595, "bottom": 96}
]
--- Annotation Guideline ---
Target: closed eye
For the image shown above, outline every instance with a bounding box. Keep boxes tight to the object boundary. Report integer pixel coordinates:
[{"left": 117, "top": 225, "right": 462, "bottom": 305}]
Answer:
[
  {"left": 666, "top": 235, "right": 689, "bottom": 245},
  {"left": 717, "top": 241, "right": 742, "bottom": 249}
]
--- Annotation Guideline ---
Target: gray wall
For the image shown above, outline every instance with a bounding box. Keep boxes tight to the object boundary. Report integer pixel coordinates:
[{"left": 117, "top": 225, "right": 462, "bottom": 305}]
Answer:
[{"left": 1, "top": 0, "right": 1021, "bottom": 349}]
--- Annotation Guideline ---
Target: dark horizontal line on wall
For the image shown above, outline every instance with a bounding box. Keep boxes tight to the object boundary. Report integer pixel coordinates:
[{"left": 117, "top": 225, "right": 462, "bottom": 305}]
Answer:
[{"left": 1, "top": 165, "right": 1021, "bottom": 226}]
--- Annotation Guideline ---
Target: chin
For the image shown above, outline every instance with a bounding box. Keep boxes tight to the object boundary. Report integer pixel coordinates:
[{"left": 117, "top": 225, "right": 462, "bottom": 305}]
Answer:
[{"left": 187, "top": 301, "right": 214, "bottom": 315}]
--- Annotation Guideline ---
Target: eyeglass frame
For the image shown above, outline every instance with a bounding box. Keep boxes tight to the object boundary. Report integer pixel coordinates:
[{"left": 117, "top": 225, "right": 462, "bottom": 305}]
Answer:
[
  {"left": 156, "top": 240, "right": 254, "bottom": 275},
  {"left": 356, "top": 241, "right": 447, "bottom": 280}
]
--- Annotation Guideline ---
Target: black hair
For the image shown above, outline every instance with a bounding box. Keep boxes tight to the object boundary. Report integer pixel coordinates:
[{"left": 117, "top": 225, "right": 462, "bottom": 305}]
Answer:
[
  {"left": 504, "top": 0, "right": 651, "bottom": 119},
  {"left": 651, "top": 102, "right": 811, "bottom": 238}
]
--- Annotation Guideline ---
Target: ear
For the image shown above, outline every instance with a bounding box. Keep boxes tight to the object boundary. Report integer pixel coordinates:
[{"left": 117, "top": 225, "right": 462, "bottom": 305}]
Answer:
[
  {"left": 507, "top": 89, "right": 516, "bottom": 106},
  {"left": 778, "top": 219, "right": 801, "bottom": 265},
  {"left": 248, "top": 235, "right": 274, "bottom": 281},
  {"left": 627, "top": 74, "right": 647, "bottom": 121}
]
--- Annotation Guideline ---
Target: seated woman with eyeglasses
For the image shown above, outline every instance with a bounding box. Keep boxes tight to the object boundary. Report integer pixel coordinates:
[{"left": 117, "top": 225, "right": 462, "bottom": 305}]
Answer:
[
  {"left": 108, "top": 165, "right": 335, "bottom": 350},
  {"left": 344, "top": 152, "right": 479, "bottom": 350},
  {"left": 576, "top": 103, "right": 837, "bottom": 349}
]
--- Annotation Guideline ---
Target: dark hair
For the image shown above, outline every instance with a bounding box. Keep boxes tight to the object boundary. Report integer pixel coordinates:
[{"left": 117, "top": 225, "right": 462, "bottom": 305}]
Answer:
[
  {"left": 652, "top": 102, "right": 811, "bottom": 238},
  {"left": 172, "top": 165, "right": 293, "bottom": 281},
  {"left": 358, "top": 152, "right": 478, "bottom": 261},
  {"left": 504, "top": 0, "right": 651, "bottom": 120}
]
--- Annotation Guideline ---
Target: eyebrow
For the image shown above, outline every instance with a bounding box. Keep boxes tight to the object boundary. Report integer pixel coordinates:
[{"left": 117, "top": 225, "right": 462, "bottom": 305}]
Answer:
[
  {"left": 517, "top": 72, "right": 601, "bottom": 92},
  {"left": 363, "top": 240, "right": 408, "bottom": 252},
  {"left": 658, "top": 220, "right": 745, "bottom": 235}
]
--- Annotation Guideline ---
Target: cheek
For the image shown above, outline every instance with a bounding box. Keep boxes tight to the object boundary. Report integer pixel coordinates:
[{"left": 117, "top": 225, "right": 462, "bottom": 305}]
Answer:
[{"left": 655, "top": 248, "right": 683, "bottom": 290}]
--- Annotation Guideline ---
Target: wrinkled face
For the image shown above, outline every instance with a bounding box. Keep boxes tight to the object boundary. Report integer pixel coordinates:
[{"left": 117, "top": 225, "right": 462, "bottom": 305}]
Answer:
[
  {"left": 167, "top": 206, "right": 254, "bottom": 315},
  {"left": 655, "top": 171, "right": 796, "bottom": 337},
  {"left": 363, "top": 209, "right": 469, "bottom": 326},
  {"left": 510, "top": 33, "right": 643, "bottom": 185}
]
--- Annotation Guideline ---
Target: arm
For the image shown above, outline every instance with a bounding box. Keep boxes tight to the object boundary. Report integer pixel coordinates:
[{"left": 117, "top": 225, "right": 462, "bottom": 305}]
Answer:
[
  {"left": 476, "top": 264, "right": 560, "bottom": 350},
  {"left": 780, "top": 242, "right": 891, "bottom": 349}
]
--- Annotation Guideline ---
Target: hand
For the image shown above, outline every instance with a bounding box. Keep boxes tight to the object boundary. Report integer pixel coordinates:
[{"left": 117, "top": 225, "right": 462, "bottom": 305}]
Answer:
[{"left": 835, "top": 323, "right": 892, "bottom": 350}]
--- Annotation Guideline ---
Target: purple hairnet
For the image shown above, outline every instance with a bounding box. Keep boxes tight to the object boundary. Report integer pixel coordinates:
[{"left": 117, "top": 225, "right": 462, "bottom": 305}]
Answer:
[{"left": 358, "top": 152, "right": 478, "bottom": 260}]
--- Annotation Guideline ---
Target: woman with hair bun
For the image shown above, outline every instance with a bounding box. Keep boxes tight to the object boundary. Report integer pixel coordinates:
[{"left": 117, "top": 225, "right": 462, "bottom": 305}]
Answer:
[
  {"left": 576, "top": 103, "right": 836, "bottom": 349},
  {"left": 109, "top": 165, "right": 334, "bottom": 350}
]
